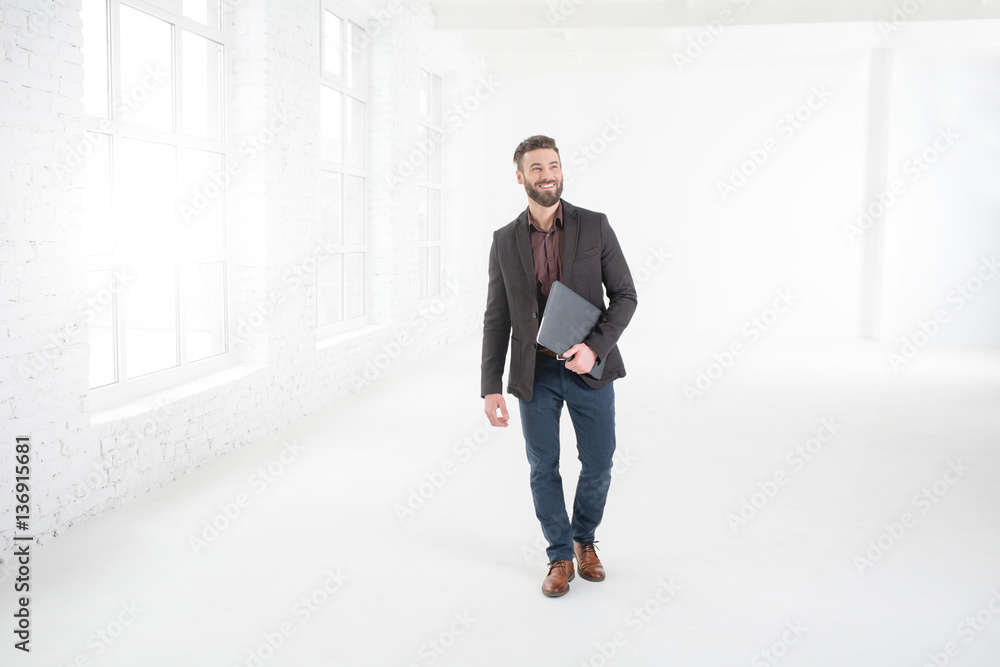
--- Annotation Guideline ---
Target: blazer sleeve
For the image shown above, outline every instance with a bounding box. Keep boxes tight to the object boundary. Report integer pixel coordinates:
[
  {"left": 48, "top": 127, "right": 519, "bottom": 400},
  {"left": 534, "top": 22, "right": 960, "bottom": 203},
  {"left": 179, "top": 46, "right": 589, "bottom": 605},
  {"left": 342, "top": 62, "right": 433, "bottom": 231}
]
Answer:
[
  {"left": 481, "top": 231, "right": 511, "bottom": 397},
  {"left": 583, "top": 214, "right": 637, "bottom": 362}
]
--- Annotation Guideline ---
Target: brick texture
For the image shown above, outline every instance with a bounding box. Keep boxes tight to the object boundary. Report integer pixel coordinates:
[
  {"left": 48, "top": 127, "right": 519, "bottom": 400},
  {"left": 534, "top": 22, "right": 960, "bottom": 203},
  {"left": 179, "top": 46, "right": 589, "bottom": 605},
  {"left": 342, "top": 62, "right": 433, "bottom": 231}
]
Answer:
[{"left": 0, "top": 0, "right": 486, "bottom": 563}]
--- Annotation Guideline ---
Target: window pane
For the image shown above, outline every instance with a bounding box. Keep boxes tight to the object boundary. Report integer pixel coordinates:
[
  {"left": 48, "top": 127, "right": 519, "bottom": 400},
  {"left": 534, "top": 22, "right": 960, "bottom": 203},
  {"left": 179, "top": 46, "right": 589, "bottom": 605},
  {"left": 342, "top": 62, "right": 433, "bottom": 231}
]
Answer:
[
  {"left": 322, "top": 11, "right": 342, "bottom": 76},
  {"left": 82, "top": 0, "right": 109, "bottom": 118},
  {"left": 317, "top": 253, "right": 343, "bottom": 326},
  {"left": 417, "top": 186, "right": 428, "bottom": 241},
  {"left": 178, "top": 148, "right": 226, "bottom": 251},
  {"left": 125, "top": 265, "right": 178, "bottom": 379},
  {"left": 181, "top": 262, "right": 226, "bottom": 362},
  {"left": 82, "top": 132, "right": 113, "bottom": 255},
  {"left": 343, "top": 175, "right": 364, "bottom": 245},
  {"left": 117, "top": 138, "right": 177, "bottom": 258},
  {"left": 427, "top": 246, "right": 441, "bottom": 297},
  {"left": 344, "top": 252, "right": 365, "bottom": 320},
  {"left": 431, "top": 73, "right": 442, "bottom": 125},
  {"left": 320, "top": 171, "right": 342, "bottom": 244},
  {"left": 321, "top": 86, "right": 343, "bottom": 162},
  {"left": 428, "top": 188, "right": 441, "bottom": 242},
  {"left": 418, "top": 246, "right": 428, "bottom": 299},
  {"left": 119, "top": 5, "right": 174, "bottom": 131},
  {"left": 183, "top": 0, "right": 222, "bottom": 30},
  {"left": 418, "top": 69, "right": 430, "bottom": 117},
  {"left": 88, "top": 270, "right": 117, "bottom": 388},
  {"left": 182, "top": 31, "right": 223, "bottom": 140},
  {"left": 346, "top": 21, "right": 365, "bottom": 90},
  {"left": 416, "top": 124, "right": 429, "bottom": 181},
  {"left": 429, "top": 129, "right": 441, "bottom": 182},
  {"left": 346, "top": 97, "right": 364, "bottom": 168}
]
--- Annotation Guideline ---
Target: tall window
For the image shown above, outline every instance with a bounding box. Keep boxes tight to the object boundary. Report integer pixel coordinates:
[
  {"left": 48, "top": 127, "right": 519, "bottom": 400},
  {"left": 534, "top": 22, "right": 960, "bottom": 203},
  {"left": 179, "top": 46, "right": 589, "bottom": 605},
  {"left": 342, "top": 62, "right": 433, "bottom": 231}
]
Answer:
[
  {"left": 81, "top": 0, "right": 228, "bottom": 403},
  {"left": 318, "top": 3, "right": 367, "bottom": 333},
  {"left": 416, "top": 69, "right": 443, "bottom": 299}
]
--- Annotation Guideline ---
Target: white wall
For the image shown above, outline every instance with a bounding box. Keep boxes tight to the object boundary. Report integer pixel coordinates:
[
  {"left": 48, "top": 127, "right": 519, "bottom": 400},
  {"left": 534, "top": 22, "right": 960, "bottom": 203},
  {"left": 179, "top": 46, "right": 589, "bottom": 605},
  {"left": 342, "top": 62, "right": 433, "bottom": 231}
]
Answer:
[
  {"left": 882, "top": 49, "right": 1000, "bottom": 348},
  {"left": 482, "top": 39, "right": 1000, "bottom": 348},
  {"left": 0, "top": 0, "right": 487, "bottom": 562}
]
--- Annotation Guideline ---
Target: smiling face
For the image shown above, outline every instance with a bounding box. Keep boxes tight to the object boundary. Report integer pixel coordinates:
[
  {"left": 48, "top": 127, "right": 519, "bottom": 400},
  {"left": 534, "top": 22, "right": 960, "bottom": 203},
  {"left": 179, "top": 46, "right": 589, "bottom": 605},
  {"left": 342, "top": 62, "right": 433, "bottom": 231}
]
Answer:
[{"left": 517, "top": 148, "right": 563, "bottom": 207}]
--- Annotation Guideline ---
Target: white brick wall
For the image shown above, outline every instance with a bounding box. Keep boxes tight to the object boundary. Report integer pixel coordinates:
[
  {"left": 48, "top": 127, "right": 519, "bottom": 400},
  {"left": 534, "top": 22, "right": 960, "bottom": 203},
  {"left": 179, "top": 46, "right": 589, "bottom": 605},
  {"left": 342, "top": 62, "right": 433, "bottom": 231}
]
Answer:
[
  {"left": 0, "top": 0, "right": 486, "bottom": 563},
  {"left": 1, "top": 0, "right": 92, "bottom": 558}
]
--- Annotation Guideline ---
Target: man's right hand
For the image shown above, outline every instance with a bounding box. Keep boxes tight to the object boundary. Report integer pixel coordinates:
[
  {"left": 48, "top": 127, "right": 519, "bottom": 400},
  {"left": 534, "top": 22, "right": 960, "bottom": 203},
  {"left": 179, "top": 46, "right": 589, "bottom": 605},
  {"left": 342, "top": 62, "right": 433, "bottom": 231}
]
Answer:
[{"left": 484, "top": 393, "right": 509, "bottom": 428}]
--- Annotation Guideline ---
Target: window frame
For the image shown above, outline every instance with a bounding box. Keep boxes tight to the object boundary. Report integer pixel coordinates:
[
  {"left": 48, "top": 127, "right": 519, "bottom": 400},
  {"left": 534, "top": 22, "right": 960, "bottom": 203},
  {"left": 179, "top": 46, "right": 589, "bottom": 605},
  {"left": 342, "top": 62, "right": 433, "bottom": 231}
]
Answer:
[
  {"left": 82, "top": 0, "right": 233, "bottom": 410},
  {"left": 416, "top": 67, "right": 443, "bottom": 301},
  {"left": 317, "top": 0, "right": 370, "bottom": 338}
]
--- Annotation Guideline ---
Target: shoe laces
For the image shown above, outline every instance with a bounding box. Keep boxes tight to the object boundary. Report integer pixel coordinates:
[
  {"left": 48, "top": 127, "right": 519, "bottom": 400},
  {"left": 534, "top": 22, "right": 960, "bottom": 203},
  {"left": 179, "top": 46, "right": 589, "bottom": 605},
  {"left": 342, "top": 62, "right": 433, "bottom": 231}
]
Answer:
[
  {"left": 547, "top": 560, "right": 570, "bottom": 573},
  {"left": 577, "top": 541, "right": 599, "bottom": 554}
]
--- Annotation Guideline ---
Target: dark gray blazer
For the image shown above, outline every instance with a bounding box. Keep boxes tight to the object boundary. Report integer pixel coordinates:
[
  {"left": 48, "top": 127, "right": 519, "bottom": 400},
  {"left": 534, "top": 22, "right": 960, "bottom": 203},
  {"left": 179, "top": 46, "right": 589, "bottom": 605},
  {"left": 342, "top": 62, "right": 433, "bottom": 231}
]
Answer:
[{"left": 481, "top": 199, "right": 638, "bottom": 402}]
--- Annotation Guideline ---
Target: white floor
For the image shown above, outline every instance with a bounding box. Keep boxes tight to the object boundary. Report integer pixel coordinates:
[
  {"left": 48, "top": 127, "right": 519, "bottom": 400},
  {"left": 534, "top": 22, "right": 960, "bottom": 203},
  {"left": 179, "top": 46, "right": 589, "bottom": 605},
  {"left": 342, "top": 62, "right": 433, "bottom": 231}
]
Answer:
[{"left": 3, "top": 330, "right": 1000, "bottom": 667}]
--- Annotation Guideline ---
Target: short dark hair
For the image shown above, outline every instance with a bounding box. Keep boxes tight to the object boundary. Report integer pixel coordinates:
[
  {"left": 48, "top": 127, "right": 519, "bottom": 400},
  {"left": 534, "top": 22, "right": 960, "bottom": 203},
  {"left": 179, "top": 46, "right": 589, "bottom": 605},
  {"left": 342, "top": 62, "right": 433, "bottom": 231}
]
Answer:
[{"left": 513, "top": 135, "right": 559, "bottom": 173}]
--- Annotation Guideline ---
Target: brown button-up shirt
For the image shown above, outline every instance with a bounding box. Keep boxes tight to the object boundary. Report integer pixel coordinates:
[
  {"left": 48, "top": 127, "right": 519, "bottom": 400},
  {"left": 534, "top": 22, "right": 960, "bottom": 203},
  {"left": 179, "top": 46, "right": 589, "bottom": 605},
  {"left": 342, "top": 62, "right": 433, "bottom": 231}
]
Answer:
[{"left": 527, "top": 201, "right": 563, "bottom": 300}]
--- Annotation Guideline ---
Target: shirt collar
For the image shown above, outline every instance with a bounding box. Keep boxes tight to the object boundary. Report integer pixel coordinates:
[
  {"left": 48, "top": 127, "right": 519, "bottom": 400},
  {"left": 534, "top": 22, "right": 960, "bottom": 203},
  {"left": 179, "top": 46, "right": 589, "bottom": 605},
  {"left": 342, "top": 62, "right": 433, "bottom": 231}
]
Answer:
[{"left": 527, "top": 201, "right": 563, "bottom": 233}]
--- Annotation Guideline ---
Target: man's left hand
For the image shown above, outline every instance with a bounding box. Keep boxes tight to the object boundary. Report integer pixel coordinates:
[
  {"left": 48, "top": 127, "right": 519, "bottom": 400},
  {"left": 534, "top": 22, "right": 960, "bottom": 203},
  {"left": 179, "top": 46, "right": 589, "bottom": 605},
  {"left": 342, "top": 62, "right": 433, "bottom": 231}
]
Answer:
[{"left": 562, "top": 343, "right": 597, "bottom": 375}]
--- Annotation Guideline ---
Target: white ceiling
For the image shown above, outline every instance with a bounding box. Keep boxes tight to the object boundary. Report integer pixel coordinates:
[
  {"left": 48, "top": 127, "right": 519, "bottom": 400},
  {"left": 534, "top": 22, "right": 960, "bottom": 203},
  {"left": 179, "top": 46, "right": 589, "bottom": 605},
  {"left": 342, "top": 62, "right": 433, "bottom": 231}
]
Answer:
[
  {"left": 429, "top": 0, "right": 1000, "bottom": 61},
  {"left": 432, "top": 0, "right": 1000, "bottom": 31}
]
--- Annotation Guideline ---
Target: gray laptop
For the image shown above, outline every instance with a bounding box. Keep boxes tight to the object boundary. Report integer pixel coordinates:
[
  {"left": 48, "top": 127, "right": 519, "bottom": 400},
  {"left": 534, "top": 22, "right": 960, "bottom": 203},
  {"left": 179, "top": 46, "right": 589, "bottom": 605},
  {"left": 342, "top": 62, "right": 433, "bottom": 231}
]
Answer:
[{"left": 536, "top": 280, "right": 607, "bottom": 380}]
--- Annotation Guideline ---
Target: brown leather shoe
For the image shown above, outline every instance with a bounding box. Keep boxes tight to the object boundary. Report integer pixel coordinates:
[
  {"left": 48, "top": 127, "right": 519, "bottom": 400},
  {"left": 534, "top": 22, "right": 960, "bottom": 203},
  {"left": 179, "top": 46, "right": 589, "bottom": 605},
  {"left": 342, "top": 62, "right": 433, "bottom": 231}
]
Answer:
[
  {"left": 541, "top": 560, "right": 575, "bottom": 597},
  {"left": 574, "top": 541, "right": 605, "bottom": 582}
]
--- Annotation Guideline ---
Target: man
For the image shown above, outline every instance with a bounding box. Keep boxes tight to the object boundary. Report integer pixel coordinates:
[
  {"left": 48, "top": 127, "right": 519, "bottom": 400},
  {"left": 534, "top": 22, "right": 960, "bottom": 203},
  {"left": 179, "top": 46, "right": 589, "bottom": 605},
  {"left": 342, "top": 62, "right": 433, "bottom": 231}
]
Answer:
[{"left": 481, "top": 135, "right": 637, "bottom": 597}]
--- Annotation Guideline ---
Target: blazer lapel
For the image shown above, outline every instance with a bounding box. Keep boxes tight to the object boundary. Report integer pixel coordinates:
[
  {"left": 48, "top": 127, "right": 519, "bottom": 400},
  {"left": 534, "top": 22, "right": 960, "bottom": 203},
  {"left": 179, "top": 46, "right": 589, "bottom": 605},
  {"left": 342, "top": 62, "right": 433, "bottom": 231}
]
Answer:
[
  {"left": 560, "top": 200, "right": 580, "bottom": 284},
  {"left": 514, "top": 209, "right": 537, "bottom": 304}
]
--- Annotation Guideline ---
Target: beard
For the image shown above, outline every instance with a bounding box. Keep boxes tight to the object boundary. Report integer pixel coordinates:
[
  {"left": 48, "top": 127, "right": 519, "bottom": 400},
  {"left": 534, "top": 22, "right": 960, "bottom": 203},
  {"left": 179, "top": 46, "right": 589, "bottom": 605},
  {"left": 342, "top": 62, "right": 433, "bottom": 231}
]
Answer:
[{"left": 524, "top": 178, "right": 563, "bottom": 207}]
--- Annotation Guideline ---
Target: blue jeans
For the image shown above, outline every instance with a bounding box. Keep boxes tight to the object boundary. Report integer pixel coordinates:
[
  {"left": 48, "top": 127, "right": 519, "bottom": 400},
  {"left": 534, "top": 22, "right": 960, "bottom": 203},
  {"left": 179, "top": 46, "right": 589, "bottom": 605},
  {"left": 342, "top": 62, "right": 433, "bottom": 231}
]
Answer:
[{"left": 518, "top": 354, "right": 616, "bottom": 563}]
